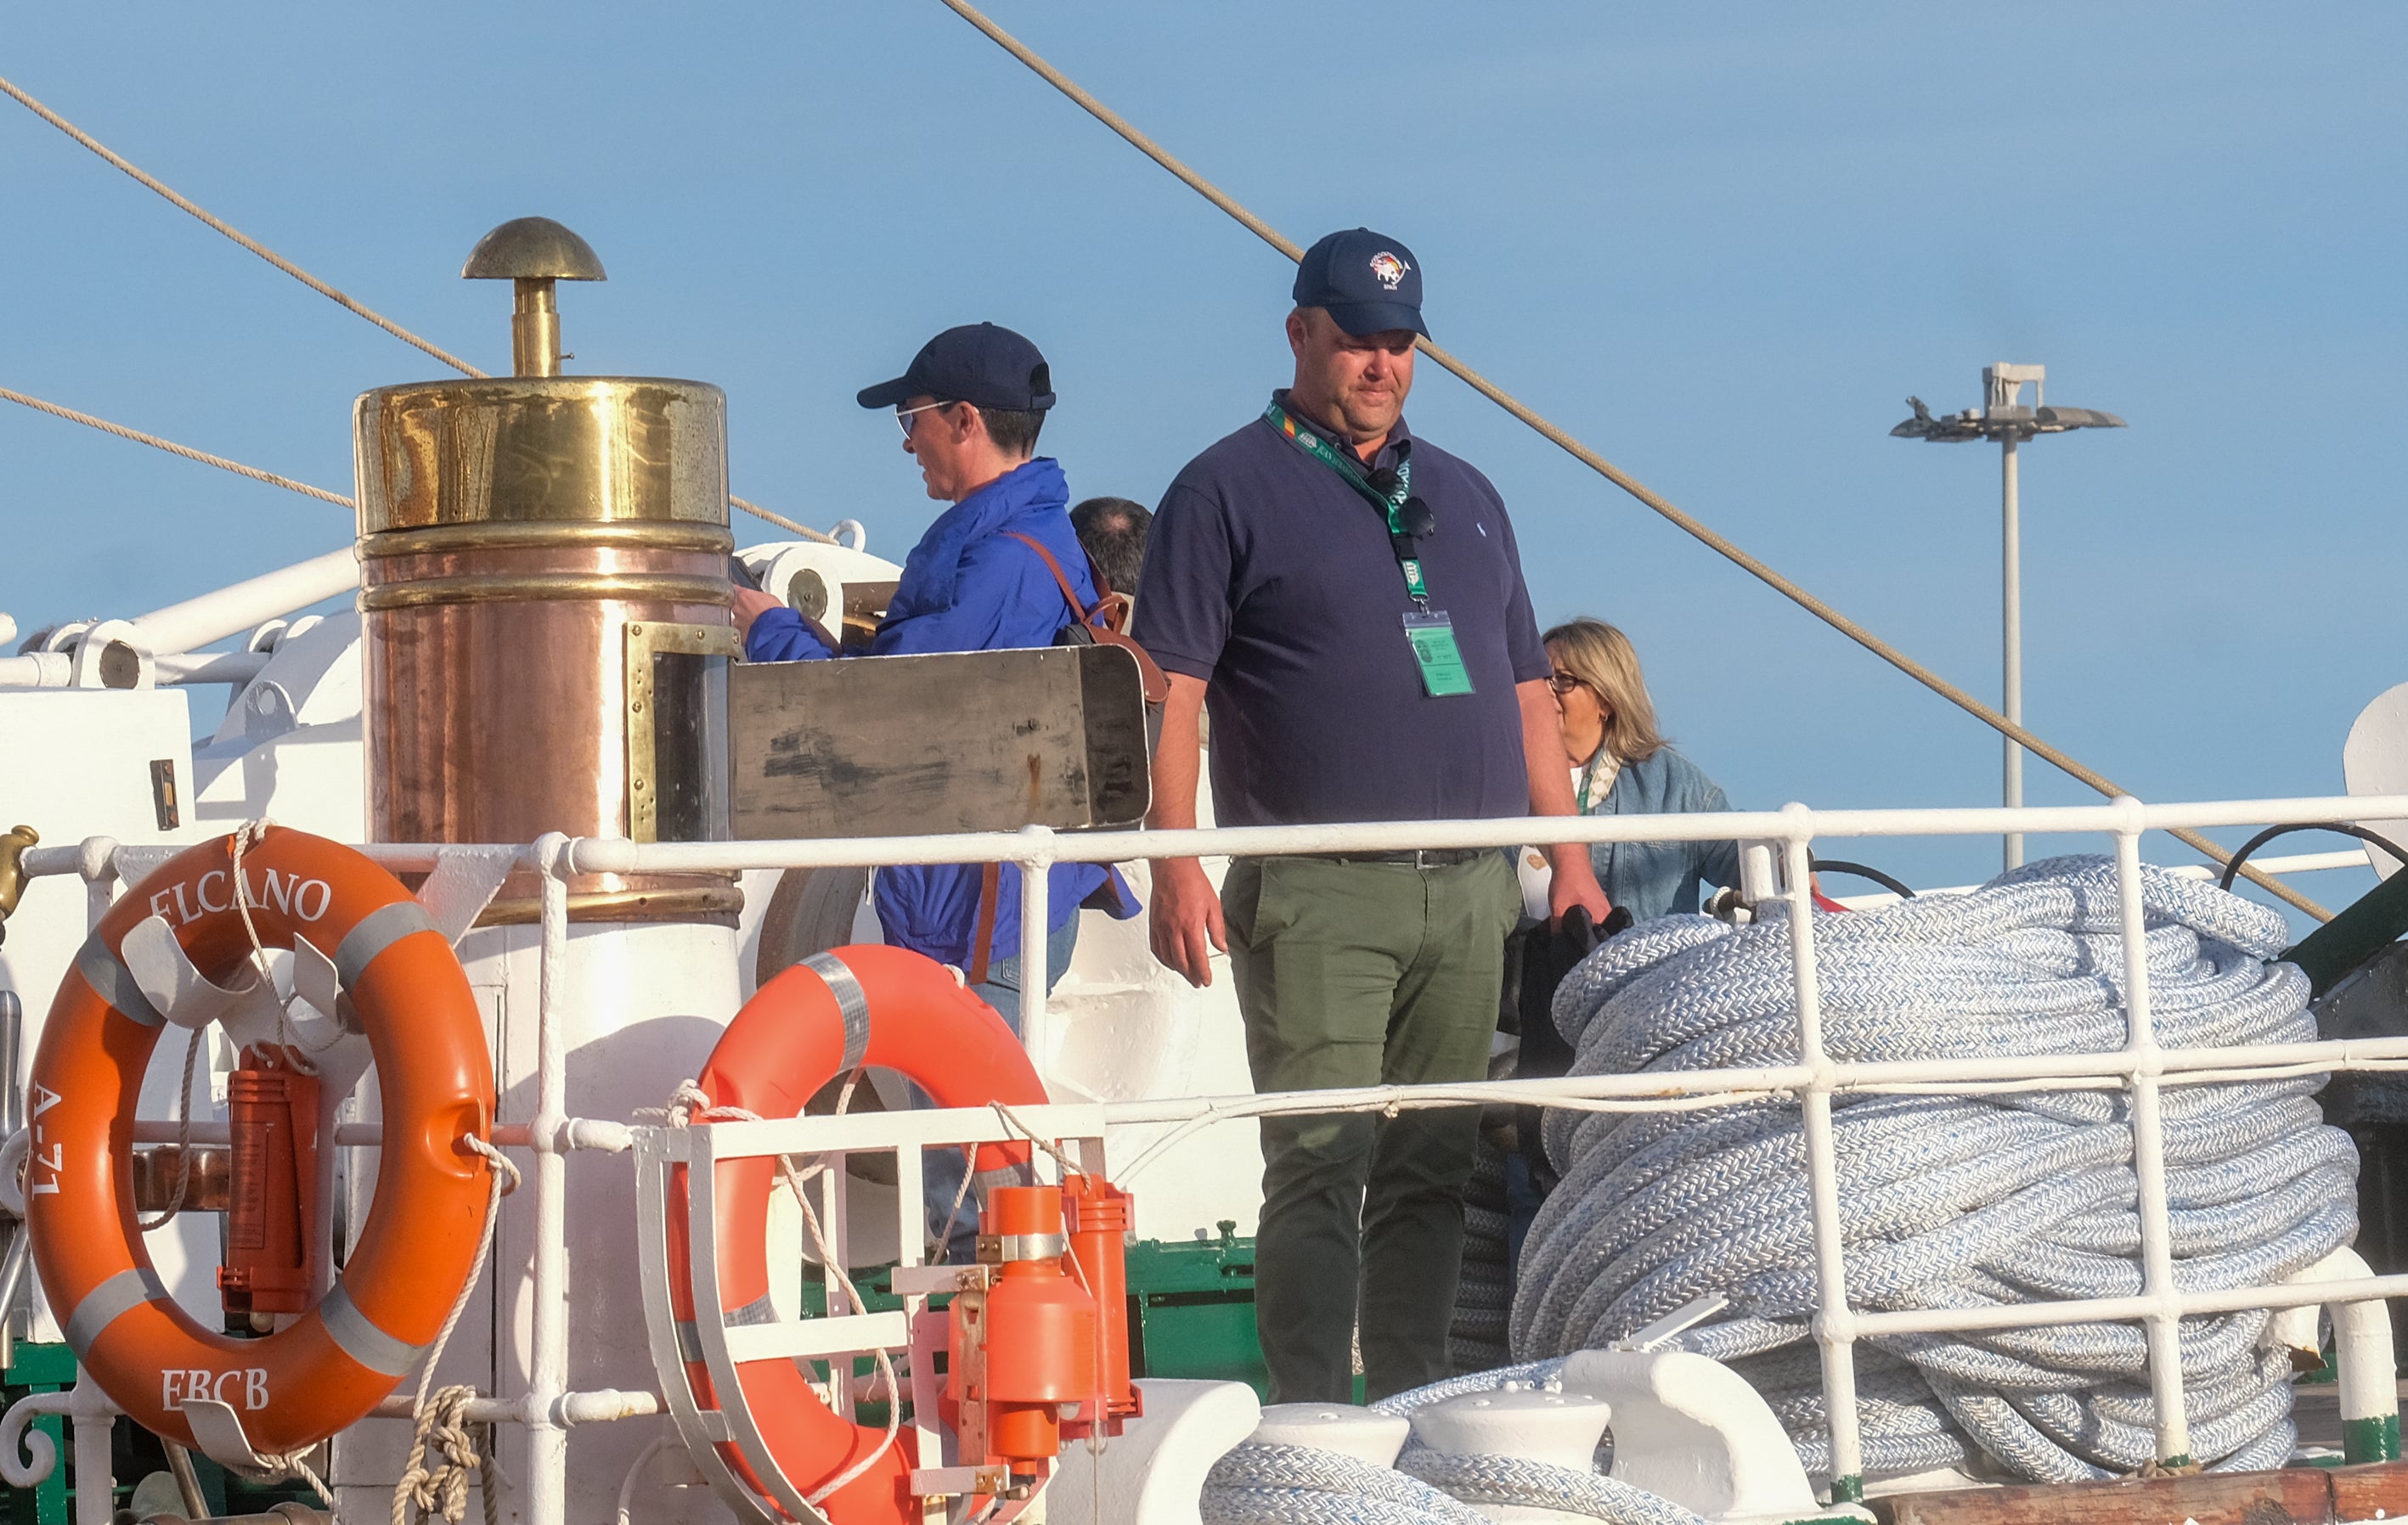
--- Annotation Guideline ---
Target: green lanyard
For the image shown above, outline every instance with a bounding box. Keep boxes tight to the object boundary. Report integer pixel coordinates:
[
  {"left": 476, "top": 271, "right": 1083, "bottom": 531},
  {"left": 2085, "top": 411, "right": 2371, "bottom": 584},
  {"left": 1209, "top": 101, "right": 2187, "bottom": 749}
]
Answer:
[{"left": 1261, "top": 402, "right": 1430, "bottom": 610}]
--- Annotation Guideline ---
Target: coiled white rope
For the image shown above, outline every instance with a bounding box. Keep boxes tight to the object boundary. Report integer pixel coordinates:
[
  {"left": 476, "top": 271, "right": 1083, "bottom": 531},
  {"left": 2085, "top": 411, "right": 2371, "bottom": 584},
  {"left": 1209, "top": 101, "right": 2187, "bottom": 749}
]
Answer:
[{"left": 1514, "top": 854, "right": 2351, "bottom": 1484}]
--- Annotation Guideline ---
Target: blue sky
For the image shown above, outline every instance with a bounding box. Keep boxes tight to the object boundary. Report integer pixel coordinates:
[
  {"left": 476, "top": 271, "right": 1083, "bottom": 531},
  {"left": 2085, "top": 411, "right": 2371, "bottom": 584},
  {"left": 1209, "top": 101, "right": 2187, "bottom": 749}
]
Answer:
[{"left": 3, "top": 3, "right": 2402, "bottom": 912}]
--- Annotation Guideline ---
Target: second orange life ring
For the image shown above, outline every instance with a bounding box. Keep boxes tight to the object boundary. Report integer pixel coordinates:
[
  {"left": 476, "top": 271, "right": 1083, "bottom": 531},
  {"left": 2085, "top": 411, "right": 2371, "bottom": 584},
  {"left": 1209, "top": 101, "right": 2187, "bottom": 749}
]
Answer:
[{"left": 664, "top": 944, "right": 1047, "bottom": 1523}]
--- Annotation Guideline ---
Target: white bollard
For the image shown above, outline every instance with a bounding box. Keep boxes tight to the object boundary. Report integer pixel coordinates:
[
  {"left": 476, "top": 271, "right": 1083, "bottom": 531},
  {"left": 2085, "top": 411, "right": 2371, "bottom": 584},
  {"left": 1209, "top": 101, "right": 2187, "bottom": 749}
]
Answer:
[
  {"left": 1410, "top": 1389, "right": 1611, "bottom": 1522},
  {"left": 1249, "top": 1403, "right": 1412, "bottom": 1468}
]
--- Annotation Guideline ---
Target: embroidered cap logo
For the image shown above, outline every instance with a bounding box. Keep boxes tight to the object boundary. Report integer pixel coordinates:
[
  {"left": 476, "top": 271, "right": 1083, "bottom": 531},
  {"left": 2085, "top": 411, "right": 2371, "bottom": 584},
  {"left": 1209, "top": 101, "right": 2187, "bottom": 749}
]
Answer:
[{"left": 1368, "top": 252, "right": 1409, "bottom": 290}]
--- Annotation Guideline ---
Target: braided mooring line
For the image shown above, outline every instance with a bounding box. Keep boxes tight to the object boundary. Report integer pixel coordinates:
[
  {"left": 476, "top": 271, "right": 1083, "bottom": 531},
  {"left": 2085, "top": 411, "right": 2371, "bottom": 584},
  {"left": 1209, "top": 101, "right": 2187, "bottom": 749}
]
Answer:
[{"left": 1518, "top": 855, "right": 2349, "bottom": 1483}]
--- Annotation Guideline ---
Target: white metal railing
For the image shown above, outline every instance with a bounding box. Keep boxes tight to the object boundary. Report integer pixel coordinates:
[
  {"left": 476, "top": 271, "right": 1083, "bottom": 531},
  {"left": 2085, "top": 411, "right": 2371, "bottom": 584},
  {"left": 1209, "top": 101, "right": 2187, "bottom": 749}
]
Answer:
[{"left": 3, "top": 791, "right": 2405, "bottom": 1520}]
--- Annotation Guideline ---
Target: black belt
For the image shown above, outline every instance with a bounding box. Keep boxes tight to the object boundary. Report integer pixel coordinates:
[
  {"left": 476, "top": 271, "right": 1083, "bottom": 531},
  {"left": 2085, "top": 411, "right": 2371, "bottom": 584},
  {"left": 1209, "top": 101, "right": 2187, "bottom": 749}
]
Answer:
[{"left": 1296, "top": 848, "right": 1490, "bottom": 869}]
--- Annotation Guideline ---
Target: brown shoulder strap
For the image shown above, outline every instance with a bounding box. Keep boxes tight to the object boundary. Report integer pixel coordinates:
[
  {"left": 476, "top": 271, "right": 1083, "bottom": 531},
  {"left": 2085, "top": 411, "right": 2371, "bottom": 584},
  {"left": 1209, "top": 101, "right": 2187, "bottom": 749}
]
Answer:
[
  {"left": 967, "top": 861, "right": 1002, "bottom": 986},
  {"left": 1001, "top": 531, "right": 1090, "bottom": 623},
  {"left": 1001, "top": 532, "right": 1169, "bottom": 705}
]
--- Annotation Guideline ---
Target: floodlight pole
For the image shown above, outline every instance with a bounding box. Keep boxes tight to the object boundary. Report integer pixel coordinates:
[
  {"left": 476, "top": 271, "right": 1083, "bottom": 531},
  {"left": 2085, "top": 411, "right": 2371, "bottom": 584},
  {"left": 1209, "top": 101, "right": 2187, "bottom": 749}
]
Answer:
[
  {"left": 2000, "top": 425, "right": 2023, "bottom": 869},
  {"left": 1985, "top": 361, "right": 2044, "bottom": 871},
  {"left": 1890, "top": 363, "right": 2123, "bottom": 875}
]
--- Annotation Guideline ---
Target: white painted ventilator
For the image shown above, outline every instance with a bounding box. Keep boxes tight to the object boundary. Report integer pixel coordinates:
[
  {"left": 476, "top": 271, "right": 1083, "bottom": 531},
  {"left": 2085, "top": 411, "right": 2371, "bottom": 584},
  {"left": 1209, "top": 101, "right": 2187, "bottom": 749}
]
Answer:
[{"left": 1, "top": 790, "right": 2406, "bottom": 1523}]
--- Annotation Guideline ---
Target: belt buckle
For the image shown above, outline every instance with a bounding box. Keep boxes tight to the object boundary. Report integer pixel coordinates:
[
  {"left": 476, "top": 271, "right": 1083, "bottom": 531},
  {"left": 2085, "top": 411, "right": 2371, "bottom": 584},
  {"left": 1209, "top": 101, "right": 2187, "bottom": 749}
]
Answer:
[{"left": 1412, "top": 848, "right": 1447, "bottom": 870}]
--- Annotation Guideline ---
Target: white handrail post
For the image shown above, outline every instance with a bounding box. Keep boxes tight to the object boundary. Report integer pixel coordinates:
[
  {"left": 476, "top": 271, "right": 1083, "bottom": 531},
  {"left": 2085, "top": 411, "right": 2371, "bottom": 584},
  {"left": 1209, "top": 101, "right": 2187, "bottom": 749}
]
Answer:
[
  {"left": 1780, "top": 812, "right": 1863, "bottom": 1504},
  {"left": 68, "top": 1370, "right": 113, "bottom": 1525},
  {"left": 1017, "top": 825, "right": 1056, "bottom": 1091},
  {"left": 2112, "top": 802, "right": 2191, "bottom": 1466},
  {"left": 526, "top": 833, "right": 572, "bottom": 1525}
]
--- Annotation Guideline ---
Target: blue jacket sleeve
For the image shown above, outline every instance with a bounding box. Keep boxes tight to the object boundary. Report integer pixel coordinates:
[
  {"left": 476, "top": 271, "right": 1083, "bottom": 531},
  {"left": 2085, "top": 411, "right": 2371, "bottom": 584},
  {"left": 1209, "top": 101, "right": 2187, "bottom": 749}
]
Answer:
[{"left": 743, "top": 607, "right": 837, "bottom": 663}]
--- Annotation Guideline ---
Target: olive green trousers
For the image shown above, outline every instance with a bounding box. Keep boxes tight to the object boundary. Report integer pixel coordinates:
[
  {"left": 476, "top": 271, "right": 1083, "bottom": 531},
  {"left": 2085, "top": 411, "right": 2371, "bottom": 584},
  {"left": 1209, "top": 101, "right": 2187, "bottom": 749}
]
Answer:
[{"left": 1221, "top": 851, "right": 1520, "bottom": 1403}]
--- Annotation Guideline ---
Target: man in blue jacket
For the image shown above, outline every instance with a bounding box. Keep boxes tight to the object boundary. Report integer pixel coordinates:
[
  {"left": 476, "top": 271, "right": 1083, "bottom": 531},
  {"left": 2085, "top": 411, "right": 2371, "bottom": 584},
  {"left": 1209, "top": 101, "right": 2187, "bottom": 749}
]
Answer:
[{"left": 736, "top": 324, "right": 1136, "bottom": 1250}]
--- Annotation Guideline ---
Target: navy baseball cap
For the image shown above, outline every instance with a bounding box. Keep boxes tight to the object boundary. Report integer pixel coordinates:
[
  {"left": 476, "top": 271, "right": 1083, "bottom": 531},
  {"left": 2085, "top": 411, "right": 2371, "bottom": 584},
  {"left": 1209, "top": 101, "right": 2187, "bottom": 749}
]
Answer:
[
  {"left": 1292, "top": 228, "right": 1429, "bottom": 339},
  {"left": 855, "top": 323, "right": 1057, "bottom": 413}
]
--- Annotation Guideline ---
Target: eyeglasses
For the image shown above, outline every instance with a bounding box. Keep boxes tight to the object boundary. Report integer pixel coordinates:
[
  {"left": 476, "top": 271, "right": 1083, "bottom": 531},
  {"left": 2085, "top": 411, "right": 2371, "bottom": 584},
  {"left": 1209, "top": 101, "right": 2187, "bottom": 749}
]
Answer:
[
  {"left": 894, "top": 400, "right": 954, "bottom": 440},
  {"left": 1547, "top": 672, "right": 1587, "bottom": 695}
]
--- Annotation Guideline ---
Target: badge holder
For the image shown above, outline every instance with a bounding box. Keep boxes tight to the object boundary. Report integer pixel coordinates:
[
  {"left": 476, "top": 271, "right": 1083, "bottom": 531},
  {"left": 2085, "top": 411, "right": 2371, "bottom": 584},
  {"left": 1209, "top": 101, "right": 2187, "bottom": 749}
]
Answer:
[{"left": 1403, "top": 610, "right": 1475, "bottom": 697}]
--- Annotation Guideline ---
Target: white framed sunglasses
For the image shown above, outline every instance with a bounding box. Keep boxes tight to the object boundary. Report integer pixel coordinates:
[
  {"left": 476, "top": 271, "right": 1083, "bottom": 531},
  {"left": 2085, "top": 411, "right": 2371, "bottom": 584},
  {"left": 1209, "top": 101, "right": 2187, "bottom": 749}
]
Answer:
[{"left": 893, "top": 399, "right": 955, "bottom": 440}]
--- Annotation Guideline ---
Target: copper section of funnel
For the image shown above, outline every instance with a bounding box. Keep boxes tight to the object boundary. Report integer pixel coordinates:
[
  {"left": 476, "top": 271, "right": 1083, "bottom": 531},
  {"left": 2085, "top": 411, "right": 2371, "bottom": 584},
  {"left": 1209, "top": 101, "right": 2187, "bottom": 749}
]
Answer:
[{"left": 354, "top": 373, "right": 738, "bottom": 924}]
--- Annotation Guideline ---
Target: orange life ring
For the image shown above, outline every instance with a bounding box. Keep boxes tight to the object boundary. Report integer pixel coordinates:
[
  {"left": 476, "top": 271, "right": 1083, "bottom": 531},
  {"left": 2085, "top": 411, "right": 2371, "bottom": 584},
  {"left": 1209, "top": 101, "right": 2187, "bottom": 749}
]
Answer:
[
  {"left": 25, "top": 826, "right": 495, "bottom": 1459},
  {"left": 665, "top": 944, "right": 1047, "bottom": 1523}
]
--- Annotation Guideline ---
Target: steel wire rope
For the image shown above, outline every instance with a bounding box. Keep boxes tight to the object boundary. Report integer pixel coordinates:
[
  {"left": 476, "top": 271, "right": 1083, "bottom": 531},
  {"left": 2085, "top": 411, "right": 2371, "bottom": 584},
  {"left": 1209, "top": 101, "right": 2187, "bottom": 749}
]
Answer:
[
  {"left": 926, "top": 0, "right": 2327, "bottom": 923},
  {"left": 0, "top": 73, "right": 832, "bottom": 545},
  {"left": 0, "top": 74, "right": 482, "bottom": 378}
]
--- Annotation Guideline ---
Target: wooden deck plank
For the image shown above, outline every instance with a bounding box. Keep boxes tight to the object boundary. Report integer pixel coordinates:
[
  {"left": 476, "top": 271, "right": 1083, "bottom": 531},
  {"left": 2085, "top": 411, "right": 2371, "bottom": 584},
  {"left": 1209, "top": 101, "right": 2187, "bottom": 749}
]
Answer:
[{"left": 1870, "top": 1465, "right": 2341, "bottom": 1525}]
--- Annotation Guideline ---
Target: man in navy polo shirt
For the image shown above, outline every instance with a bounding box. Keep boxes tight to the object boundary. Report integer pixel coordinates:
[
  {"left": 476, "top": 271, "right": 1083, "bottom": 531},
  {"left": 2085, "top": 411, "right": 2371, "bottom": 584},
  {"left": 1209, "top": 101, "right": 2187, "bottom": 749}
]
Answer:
[{"left": 1132, "top": 230, "right": 1610, "bottom": 1400}]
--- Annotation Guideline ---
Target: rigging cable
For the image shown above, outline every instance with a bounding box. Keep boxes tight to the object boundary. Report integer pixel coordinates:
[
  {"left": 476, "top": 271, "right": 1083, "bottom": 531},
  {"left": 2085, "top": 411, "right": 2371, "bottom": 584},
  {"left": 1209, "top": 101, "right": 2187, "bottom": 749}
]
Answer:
[
  {"left": 0, "top": 386, "right": 352, "bottom": 508},
  {"left": 926, "top": 0, "right": 2330, "bottom": 924},
  {"left": 0, "top": 72, "right": 832, "bottom": 546}
]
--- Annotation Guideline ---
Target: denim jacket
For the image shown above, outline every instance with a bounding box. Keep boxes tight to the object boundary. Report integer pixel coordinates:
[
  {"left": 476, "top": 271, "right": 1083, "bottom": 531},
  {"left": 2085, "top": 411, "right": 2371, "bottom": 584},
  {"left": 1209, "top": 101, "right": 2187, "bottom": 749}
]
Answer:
[{"left": 1581, "top": 746, "right": 1740, "bottom": 921}]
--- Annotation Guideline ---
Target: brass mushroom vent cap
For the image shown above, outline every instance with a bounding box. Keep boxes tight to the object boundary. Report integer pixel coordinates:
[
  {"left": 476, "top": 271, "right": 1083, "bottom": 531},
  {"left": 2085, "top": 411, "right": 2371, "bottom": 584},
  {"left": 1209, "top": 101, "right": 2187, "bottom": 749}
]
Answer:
[
  {"left": 462, "top": 217, "right": 607, "bottom": 282},
  {"left": 465, "top": 217, "right": 605, "bottom": 377}
]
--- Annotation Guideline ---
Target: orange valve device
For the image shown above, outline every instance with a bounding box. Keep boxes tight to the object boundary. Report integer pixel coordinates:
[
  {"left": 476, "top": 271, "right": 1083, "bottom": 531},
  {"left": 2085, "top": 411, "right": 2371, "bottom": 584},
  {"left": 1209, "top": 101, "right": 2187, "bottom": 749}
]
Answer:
[
  {"left": 25, "top": 827, "right": 496, "bottom": 1460},
  {"left": 1060, "top": 1174, "right": 1142, "bottom": 1437},
  {"left": 952, "top": 1185, "right": 1099, "bottom": 1468}
]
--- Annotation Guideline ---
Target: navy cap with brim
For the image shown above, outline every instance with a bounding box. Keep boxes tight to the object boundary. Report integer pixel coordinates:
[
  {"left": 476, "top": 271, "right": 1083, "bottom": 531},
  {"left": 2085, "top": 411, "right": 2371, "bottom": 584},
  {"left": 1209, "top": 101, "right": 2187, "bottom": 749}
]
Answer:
[
  {"left": 1322, "top": 299, "right": 1430, "bottom": 340},
  {"left": 854, "top": 321, "right": 1057, "bottom": 413},
  {"left": 1294, "top": 228, "right": 1431, "bottom": 340},
  {"left": 855, "top": 374, "right": 921, "bottom": 409}
]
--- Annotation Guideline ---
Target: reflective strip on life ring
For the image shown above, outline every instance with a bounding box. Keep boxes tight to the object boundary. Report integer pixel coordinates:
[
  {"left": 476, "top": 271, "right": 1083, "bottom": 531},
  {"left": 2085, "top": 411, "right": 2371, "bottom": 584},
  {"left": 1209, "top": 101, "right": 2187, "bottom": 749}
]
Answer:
[
  {"left": 666, "top": 945, "right": 1047, "bottom": 1523},
  {"left": 26, "top": 826, "right": 496, "bottom": 1458}
]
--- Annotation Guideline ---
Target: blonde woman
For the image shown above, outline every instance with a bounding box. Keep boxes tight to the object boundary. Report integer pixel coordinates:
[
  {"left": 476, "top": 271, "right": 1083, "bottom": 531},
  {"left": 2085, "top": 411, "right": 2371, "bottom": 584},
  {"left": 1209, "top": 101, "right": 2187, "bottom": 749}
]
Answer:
[{"left": 1540, "top": 617, "right": 1738, "bottom": 920}]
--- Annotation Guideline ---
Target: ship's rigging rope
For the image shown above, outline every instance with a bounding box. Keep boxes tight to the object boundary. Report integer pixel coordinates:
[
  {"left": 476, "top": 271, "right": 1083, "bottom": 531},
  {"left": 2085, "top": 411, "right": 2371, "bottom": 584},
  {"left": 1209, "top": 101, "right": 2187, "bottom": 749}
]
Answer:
[
  {"left": 0, "top": 75, "right": 482, "bottom": 379},
  {"left": 926, "top": 0, "right": 2328, "bottom": 924},
  {"left": 0, "top": 73, "right": 832, "bottom": 545},
  {"left": 393, "top": 1134, "right": 520, "bottom": 1525},
  {"left": 0, "top": 386, "right": 354, "bottom": 508}
]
